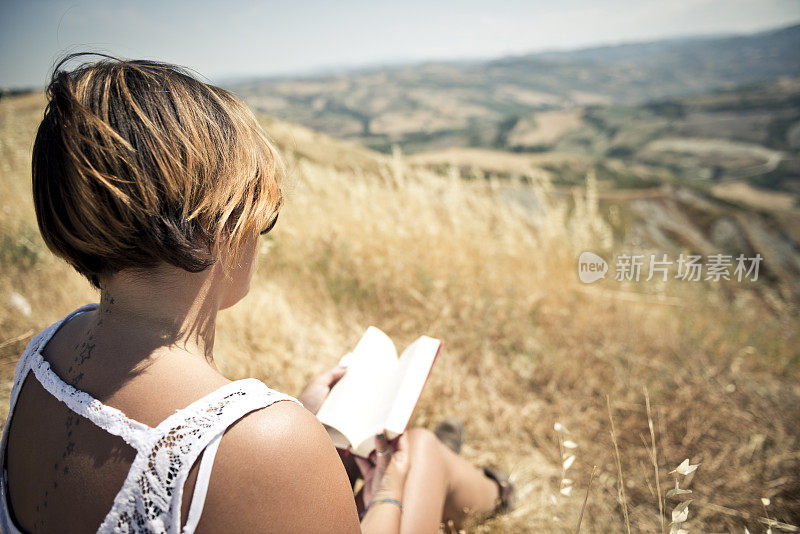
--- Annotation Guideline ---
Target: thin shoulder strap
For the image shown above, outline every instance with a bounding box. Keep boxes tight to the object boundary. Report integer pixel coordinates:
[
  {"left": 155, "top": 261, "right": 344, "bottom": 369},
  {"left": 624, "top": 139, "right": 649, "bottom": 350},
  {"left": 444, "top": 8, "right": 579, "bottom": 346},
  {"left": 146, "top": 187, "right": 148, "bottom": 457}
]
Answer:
[
  {"left": 0, "top": 303, "right": 101, "bottom": 534},
  {"left": 182, "top": 432, "right": 222, "bottom": 533},
  {"left": 98, "top": 378, "right": 302, "bottom": 534},
  {"left": 173, "top": 380, "right": 301, "bottom": 533},
  {"left": 30, "top": 354, "right": 152, "bottom": 449},
  {"left": 17, "top": 302, "right": 153, "bottom": 450},
  {"left": 4, "top": 303, "right": 98, "bottom": 414}
]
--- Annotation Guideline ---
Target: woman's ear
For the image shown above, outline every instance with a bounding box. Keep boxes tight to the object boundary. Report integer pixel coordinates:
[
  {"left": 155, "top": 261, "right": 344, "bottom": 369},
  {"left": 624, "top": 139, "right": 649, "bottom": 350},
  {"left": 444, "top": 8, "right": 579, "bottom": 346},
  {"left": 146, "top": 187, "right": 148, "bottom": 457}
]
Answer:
[
  {"left": 260, "top": 212, "right": 279, "bottom": 236},
  {"left": 217, "top": 230, "right": 260, "bottom": 310}
]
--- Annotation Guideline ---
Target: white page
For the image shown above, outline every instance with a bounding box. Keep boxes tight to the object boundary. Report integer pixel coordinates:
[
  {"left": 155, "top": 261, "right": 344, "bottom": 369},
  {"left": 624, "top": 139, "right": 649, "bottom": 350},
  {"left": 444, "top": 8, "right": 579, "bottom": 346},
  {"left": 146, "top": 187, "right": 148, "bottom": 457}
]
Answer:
[
  {"left": 384, "top": 336, "right": 441, "bottom": 435},
  {"left": 316, "top": 327, "right": 399, "bottom": 452}
]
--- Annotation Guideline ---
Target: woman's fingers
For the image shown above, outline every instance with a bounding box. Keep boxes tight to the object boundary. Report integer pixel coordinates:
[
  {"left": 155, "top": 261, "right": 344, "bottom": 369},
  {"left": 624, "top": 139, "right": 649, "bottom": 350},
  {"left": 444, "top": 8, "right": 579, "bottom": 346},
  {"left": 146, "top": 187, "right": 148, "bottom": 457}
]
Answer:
[
  {"left": 374, "top": 433, "right": 410, "bottom": 498},
  {"left": 320, "top": 365, "right": 347, "bottom": 387},
  {"left": 374, "top": 433, "right": 391, "bottom": 472},
  {"left": 352, "top": 433, "right": 411, "bottom": 505},
  {"left": 388, "top": 433, "right": 410, "bottom": 478},
  {"left": 394, "top": 433, "right": 408, "bottom": 462},
  {"left": 298, "top": 365, "right": 347, "bottom": 415},
  {"left": 353, "top": 456, "right": 374, "bottom": 479}
]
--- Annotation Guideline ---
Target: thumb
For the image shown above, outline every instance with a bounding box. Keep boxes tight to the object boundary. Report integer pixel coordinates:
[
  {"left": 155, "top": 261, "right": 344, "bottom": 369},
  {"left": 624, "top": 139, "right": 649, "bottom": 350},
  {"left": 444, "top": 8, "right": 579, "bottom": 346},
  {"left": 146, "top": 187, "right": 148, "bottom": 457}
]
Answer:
[
  {"left": 374, "top": 433, "right": 391, "bottom": 472},
  {"left": 388, "top": 433, "right": 409, "bottom": 474},
  {"left": 394, "top": 433, "right": 409, "bottom": 457},
  {"left": 321, "top": 365, "right": 347, "bottom": 386}
]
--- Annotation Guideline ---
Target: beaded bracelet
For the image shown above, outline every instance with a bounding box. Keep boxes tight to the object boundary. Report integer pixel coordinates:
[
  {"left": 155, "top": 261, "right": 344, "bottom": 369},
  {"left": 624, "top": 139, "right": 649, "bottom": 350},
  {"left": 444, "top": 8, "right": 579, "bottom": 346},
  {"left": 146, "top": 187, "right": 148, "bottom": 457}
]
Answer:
[{"left": 359, "top": 498, "right": 403, "bottom": 519}]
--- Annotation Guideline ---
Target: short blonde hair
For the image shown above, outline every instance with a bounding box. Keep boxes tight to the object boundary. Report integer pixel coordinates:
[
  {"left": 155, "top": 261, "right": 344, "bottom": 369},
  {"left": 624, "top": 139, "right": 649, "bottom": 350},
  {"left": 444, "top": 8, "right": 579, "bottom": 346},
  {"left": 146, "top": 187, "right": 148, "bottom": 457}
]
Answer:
[{"left": 32, "top": 53, "right": 283, "bottom": 289}]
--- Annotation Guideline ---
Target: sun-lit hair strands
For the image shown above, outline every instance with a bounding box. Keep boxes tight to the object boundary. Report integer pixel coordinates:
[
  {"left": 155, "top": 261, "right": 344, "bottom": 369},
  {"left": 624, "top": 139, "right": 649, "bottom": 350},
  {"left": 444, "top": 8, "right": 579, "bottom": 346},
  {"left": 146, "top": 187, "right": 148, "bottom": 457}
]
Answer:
[{"left": 31, "top": 53, "right": 284, "bottom": 288}]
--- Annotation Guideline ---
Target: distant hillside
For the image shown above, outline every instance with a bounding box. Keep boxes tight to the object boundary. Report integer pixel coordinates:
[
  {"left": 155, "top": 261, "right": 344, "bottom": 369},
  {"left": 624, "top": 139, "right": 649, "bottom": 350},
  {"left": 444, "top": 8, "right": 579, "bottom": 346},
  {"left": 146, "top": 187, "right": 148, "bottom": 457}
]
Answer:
[
  {"left": 497, "top": 77, "right": 800, "bottom": 192},
  {"left": 537, "top": 23, "right": 800, "bottom": 87},
  {"left": 230, "top": 24, "right": 800, "bottom": 153}
]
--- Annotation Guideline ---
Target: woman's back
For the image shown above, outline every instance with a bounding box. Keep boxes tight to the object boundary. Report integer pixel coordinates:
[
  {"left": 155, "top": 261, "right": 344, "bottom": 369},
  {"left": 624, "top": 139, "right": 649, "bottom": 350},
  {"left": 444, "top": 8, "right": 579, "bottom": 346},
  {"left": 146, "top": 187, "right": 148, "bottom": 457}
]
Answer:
[{"left": 1, "top": 303, "right": 304, "bottom": 533}]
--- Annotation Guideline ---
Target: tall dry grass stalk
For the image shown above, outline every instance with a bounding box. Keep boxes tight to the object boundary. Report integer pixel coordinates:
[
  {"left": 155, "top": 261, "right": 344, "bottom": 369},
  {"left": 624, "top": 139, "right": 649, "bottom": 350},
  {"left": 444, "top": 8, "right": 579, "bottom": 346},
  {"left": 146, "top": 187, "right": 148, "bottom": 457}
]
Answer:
[
  {"left": 607, "top": 396, "right": 632, "bottom": 534},
  {"left": 574, "top": 465, "right": 597, "bottom": 534},
  {"left": 645, "top": 387, "right": 665, "bottom": 534},
  {"left": 1, "top": 94, "right": 799, "bottom": 532}
]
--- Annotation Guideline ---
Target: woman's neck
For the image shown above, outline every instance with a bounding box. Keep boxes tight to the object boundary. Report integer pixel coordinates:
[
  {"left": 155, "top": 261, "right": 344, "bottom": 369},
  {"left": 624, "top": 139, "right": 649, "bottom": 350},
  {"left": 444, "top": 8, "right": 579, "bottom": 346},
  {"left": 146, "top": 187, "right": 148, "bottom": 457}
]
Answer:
[{"left": 95, "top": 266, "right": 222, "bottom": 366}]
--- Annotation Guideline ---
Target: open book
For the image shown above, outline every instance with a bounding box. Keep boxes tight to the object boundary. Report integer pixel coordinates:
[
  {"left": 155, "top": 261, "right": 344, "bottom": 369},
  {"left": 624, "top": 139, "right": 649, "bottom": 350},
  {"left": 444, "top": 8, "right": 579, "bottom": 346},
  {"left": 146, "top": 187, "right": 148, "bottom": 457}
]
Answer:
[{"left": 315, "top": 327, "right": 442, "bottom": 457}]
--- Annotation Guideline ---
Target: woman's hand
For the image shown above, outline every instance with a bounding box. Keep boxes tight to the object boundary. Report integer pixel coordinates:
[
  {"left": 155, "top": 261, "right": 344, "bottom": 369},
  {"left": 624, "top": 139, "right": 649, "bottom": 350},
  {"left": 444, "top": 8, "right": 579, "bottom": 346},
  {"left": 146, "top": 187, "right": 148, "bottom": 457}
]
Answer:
[
  {"left": 354, "top": 433, "right": 410, "bottom": 507},
  {"left": 297, "top": 365, "right": 347, "bottom": 415}
]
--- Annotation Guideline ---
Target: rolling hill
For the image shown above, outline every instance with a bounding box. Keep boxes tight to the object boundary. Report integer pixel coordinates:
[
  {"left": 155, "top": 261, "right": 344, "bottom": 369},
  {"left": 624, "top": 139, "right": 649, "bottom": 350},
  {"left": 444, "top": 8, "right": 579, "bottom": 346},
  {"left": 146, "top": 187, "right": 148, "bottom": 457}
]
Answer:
[{"left": 229, "top": 23, "right": 800, "bottom": 154}]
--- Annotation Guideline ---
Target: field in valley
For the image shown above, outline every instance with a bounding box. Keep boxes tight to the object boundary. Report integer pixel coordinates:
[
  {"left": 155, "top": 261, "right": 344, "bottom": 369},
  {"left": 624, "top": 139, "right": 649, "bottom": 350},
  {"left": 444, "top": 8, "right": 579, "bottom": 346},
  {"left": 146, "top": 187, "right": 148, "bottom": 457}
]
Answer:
[{"left": 1, "top": 91, "right": 800, "bottom": 532}]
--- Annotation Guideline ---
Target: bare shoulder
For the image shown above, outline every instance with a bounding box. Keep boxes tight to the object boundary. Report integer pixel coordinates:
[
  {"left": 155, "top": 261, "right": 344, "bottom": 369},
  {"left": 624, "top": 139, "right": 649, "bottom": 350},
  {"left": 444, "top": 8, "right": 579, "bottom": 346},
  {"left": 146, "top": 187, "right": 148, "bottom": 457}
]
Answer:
[{"left": 195, "top": 399, "right": 361, "bottom": 534}]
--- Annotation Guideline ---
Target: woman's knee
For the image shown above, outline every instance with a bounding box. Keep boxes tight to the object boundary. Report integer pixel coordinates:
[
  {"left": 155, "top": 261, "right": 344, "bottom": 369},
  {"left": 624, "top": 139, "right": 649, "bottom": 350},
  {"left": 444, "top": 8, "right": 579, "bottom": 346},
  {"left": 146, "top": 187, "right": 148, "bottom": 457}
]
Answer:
[
  {"left": 405, "top": 427, "right": 446, "bottom": 463},
  {"left": 403, "top": 427, "right": 451, "bottom": 494},
  {"left": 406, "top": 427, "right": 436, "bottom": 446}
]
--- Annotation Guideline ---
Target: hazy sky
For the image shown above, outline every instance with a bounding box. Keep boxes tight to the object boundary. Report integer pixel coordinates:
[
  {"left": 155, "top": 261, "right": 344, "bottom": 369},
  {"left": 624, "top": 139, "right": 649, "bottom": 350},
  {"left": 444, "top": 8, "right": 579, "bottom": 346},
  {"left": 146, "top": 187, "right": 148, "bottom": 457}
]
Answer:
[{"left": 1, "top": 0, "right": 799, "bottom": 88}]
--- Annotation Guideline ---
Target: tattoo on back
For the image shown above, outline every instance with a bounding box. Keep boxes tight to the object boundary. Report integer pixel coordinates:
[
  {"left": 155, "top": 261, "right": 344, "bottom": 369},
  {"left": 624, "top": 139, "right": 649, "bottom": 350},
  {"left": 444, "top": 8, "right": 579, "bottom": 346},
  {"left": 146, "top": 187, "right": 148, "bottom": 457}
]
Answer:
[{"left": 39, "top": 291, "right": 116, "bottom": 529}]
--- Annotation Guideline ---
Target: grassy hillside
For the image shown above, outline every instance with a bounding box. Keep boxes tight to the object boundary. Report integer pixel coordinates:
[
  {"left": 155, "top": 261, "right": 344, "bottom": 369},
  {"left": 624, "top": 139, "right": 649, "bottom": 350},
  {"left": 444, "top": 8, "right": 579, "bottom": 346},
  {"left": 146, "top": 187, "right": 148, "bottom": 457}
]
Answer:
[{"left": 1, "top": 93, "right": 799, "bottom": 532}]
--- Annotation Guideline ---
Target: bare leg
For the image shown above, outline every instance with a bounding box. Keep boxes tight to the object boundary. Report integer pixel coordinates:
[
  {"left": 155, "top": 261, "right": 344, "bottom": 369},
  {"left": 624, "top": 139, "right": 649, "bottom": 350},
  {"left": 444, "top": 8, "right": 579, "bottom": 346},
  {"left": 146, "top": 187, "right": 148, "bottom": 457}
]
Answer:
[{"left": 399, "top": 428, "right": 499, "bottom": 534}]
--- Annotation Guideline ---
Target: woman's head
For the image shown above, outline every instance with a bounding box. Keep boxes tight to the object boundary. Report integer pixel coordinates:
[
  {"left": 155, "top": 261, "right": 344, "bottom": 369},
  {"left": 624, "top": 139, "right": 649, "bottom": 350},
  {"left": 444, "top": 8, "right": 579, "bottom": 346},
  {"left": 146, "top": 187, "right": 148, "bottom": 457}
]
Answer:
[{"left": 32, "top": 53, "right": 283, "bottom": 292}]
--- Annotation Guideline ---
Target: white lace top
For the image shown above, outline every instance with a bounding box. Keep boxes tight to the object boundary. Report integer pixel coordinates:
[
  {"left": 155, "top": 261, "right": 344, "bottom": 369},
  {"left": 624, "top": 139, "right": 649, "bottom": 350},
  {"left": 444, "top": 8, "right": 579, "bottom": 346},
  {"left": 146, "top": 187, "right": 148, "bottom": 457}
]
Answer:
[{"left": 0, "top": 302, "right": 302, "bottom": 533}]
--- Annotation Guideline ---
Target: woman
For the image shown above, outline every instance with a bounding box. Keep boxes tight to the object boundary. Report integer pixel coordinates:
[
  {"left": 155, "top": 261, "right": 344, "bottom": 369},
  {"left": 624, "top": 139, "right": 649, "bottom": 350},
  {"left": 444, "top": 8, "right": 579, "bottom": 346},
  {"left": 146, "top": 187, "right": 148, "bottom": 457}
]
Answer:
[{"left": 0, "top": 54, "right": 513, "bottom": 533}]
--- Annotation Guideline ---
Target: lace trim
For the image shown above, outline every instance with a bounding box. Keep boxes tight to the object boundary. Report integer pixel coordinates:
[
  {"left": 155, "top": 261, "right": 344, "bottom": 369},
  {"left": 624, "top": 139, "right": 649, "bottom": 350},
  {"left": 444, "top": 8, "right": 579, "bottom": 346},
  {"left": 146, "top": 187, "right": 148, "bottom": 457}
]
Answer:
[
  {"left": 5, "top": 303, "right": 98, "bottom": 413},
  {"left": 98, "top": 379, "right": 300, "bottom": 533},
  {"left": 14, "top": 302, "right": 153, "bottom": 450},
  {"left": 30, "top": 353, "right": 153, "bottom": 450}
]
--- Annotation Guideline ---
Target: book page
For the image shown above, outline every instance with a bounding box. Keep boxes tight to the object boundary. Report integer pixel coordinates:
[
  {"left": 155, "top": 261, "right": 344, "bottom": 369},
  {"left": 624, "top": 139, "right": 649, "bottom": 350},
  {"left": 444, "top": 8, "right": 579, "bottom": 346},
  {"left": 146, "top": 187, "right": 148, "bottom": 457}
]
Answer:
[
  {"left": 383, "top": 336, "right": 442, "bottom": 435},
  {"left": 316, "top": 327, "right": 399, "bottom": 452}
]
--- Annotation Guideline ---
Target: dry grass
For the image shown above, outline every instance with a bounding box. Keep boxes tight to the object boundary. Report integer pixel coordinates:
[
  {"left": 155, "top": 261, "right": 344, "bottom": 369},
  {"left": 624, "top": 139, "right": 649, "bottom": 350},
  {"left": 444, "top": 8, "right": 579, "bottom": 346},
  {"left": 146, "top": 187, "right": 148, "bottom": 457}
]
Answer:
[{"left": 1, "top": 94, "right": 799, "bottom": 532}]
